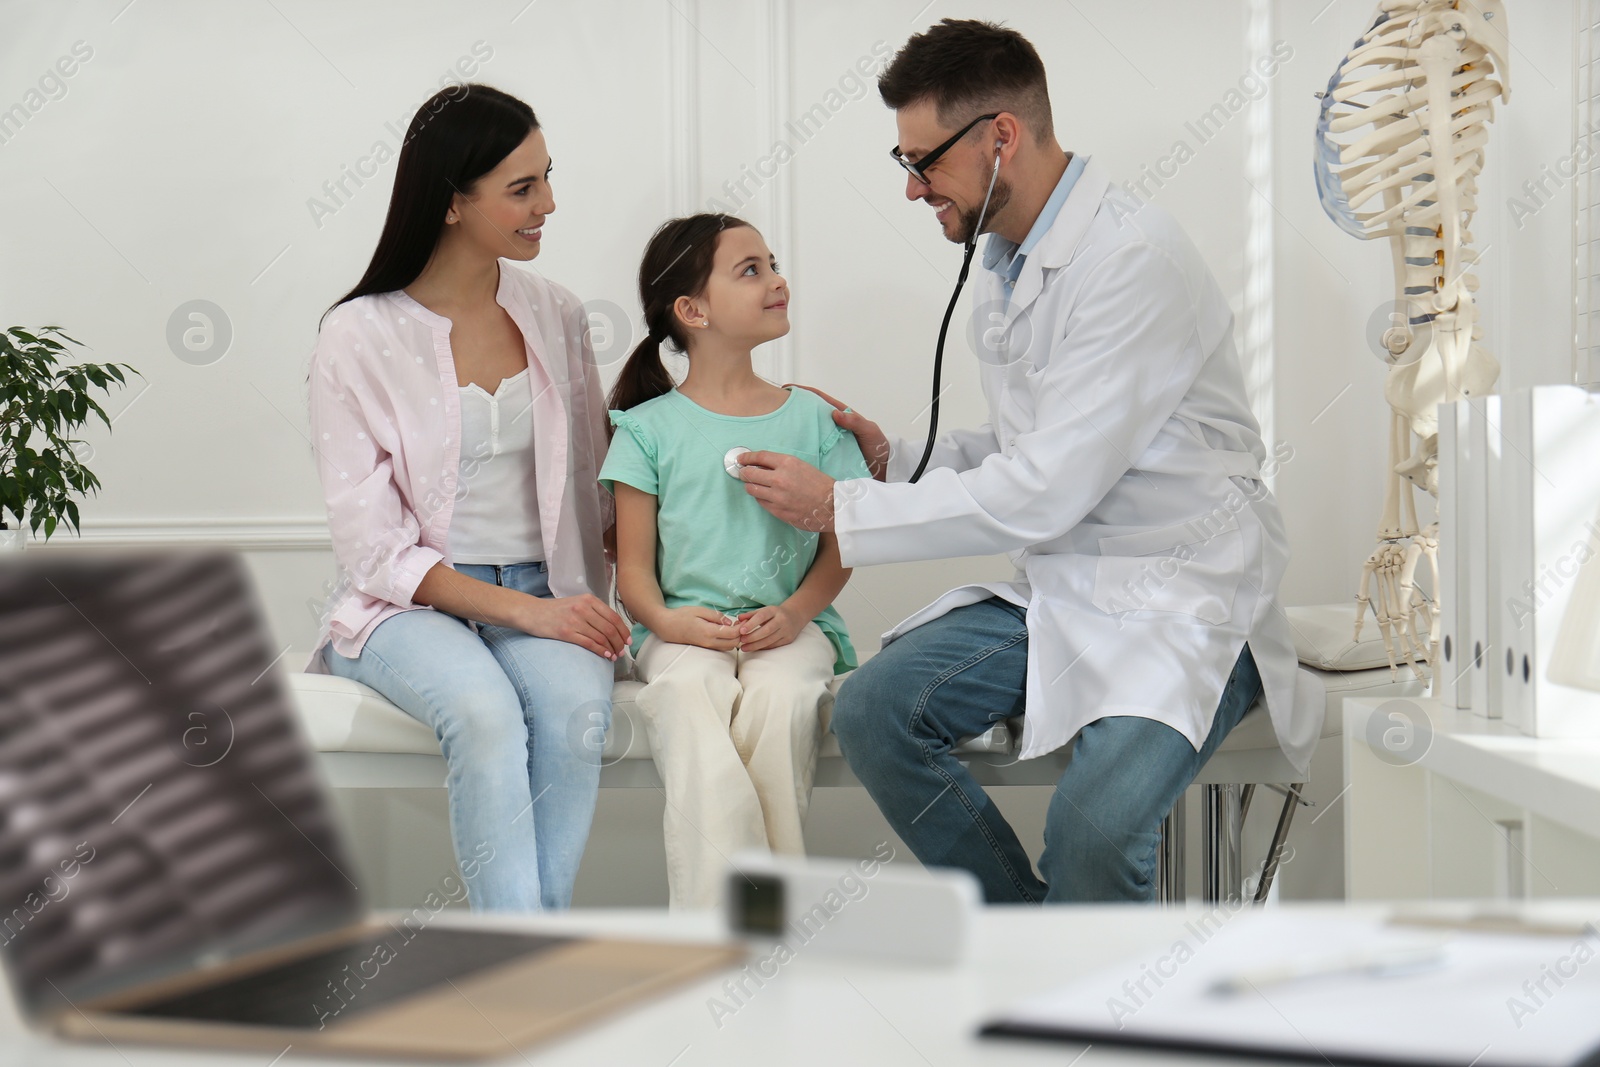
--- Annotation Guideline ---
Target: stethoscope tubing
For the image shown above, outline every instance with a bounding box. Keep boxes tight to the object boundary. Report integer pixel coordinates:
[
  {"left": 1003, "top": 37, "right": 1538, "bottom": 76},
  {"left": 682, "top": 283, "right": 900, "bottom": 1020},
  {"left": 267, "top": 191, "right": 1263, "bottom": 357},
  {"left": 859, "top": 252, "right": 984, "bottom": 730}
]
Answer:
[{"left": 909, "top": 148, "right": 1003, "bottom": 484}]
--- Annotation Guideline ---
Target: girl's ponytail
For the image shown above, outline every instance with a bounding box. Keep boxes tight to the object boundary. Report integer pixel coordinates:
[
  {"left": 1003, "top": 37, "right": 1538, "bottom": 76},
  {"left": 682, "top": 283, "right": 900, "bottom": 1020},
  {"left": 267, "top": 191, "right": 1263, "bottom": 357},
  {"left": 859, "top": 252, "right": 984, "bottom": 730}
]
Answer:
[
  {"left": 605, "top": 212, "right": 750, "bottom": 422},
  {"left": 607, "top": 330, "right": 676, "bottom": 418}
]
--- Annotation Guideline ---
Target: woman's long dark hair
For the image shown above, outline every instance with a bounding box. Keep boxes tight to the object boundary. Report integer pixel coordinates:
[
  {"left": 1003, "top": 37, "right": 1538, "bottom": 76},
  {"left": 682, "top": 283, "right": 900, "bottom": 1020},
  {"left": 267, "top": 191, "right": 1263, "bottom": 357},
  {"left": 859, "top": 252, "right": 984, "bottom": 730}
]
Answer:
[
  {"left": 327, "top": 84, "right": 538, "bottom": 315},
  {"left": 606, "top": 213, "right": 750, "bottom": 418}
]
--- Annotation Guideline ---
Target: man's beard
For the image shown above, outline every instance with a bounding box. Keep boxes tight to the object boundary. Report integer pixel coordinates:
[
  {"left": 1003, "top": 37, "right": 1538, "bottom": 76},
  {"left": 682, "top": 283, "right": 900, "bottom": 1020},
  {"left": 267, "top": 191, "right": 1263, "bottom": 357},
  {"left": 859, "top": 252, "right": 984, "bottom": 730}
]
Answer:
[{"left": 952, "top": 178, "right": 1011, "bottom": 245}]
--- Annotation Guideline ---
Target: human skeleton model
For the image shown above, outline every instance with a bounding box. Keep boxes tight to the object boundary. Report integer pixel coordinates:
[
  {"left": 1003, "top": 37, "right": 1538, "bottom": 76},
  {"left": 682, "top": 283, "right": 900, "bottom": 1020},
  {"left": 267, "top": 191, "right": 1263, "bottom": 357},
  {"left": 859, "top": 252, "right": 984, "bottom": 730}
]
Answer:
[{"left": 1314, "top": 0, "right": 1509, "bottom": 679}]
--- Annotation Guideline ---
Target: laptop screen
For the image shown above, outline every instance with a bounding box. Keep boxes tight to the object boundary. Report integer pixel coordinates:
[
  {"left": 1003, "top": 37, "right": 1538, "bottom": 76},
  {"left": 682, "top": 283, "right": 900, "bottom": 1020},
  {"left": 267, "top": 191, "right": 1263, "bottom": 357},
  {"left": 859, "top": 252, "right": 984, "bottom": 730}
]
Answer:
[{"left": 0, "top": 551, "right": 362, "bottom": 1017}]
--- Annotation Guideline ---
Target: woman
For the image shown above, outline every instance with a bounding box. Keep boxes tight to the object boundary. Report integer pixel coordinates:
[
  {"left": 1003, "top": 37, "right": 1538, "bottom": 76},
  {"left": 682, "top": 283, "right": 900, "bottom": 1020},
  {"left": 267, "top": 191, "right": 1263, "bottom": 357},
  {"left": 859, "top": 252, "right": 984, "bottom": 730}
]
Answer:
[{"left": 305, "top": 83, "right": 630, "bottom": 911}]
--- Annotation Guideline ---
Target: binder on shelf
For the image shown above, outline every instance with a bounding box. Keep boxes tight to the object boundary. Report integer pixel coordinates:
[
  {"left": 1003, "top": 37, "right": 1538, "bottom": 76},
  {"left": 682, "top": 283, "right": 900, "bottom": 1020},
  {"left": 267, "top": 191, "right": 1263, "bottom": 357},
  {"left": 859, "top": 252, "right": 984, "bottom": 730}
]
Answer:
[
  {"left": 1504, "top": 385, "right": 1600, "bottom": 737},
  {"left": 1482, "top": 394, "right": 1505, "bottom": 717},
  {"left": 1434, "top": 399, "right": 1469, "bottom": 709},
  {"left": 1495, "top": 389, "right": 1535, "bottom": 734},
  {"left": 1465, "top": 395, "right": 1495, "bottom": 717}
]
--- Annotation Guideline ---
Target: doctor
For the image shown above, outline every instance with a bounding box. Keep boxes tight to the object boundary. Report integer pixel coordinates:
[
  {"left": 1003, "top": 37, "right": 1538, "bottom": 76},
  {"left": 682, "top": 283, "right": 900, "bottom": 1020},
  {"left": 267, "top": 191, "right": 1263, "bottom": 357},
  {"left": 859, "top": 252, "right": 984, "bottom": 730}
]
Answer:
[{"left": 736, "top": 18, "right": 1319, "bottom": 903}]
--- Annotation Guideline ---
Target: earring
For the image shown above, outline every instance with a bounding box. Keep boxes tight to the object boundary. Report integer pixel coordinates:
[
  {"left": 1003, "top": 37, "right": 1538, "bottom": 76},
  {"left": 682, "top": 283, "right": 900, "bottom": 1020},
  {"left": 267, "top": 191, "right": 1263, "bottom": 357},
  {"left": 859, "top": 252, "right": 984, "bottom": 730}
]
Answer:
[
  {"left": 446, "top": 213, "right": 458, "bottom": 223},
  {"left": 700, "top": 320, "right": 710, "bottom": 328}
]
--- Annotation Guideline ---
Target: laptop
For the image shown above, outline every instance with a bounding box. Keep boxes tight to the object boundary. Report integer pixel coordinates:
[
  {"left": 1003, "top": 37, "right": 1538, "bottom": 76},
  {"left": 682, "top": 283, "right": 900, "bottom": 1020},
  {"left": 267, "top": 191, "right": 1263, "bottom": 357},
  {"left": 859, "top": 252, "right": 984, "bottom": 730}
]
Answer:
[{"left": 0, "top": 550, "right": 741, "bottom": 1060}]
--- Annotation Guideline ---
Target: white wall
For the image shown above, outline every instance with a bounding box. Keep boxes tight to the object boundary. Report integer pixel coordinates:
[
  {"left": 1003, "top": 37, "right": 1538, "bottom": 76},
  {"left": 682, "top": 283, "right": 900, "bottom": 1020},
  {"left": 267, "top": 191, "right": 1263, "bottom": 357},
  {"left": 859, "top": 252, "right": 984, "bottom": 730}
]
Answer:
[
  {"left": 1, "top": 0, "right": 1265, "bottom": 662},
  {"left": 1, "top": 0, "right": 1584, "bottom": 902}
]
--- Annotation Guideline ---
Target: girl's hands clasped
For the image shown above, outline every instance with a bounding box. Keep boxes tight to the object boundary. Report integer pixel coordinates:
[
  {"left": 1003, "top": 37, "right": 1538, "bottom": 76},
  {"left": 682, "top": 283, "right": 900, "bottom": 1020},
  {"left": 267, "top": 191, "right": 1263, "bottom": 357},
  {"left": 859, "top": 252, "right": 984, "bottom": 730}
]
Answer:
[
  {"left": 652, "top": 604, "right": 804, "bottom": 653},
  {"left": 730, "top": 603, "right": 805, "bottom": 652},
  {"left": 658, "top": 606, "right": 743, "bottom": 651}
]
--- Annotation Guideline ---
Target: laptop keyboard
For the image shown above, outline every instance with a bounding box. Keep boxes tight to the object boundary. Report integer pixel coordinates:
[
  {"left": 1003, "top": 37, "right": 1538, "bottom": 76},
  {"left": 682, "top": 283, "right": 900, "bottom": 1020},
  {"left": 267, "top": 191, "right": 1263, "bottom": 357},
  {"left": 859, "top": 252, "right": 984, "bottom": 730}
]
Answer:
[{"left": 126, "top": 927, "right": 570, "bottom": 1029}]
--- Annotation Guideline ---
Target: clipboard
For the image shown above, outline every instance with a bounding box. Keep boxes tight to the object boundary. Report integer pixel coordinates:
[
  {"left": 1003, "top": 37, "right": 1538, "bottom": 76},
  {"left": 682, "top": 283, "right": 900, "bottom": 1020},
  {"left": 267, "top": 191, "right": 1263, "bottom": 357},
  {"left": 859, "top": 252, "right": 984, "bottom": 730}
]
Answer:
[{"left": 980, "top": 913, "right": 1600, "bottom": 1067}]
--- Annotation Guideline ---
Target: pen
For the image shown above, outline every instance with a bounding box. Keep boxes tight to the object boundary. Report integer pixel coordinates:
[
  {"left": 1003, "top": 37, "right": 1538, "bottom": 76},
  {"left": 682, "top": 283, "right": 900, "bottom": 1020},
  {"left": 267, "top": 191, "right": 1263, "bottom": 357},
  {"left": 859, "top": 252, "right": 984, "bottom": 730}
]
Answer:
[
  {"left": 1205, "top": 942, "right": 1448, "bottom": 997},
  {"left": 1388, "top": 913, "right": 1599, "bottom": 939}
]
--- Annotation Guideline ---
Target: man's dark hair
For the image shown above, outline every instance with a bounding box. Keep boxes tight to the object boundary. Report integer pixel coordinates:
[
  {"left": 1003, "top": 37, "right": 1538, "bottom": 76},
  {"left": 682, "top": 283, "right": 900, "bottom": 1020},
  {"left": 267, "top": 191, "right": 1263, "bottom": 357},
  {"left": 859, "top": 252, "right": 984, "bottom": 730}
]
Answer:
[{"left": 878, "top": 19, "right": 1053, "bottom": 143}]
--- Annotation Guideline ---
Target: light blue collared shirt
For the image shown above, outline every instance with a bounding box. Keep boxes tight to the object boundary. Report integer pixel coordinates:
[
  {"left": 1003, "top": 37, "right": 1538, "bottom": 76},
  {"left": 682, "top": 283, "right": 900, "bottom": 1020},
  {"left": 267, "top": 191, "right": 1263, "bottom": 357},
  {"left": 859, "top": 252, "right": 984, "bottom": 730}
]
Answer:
[{"left": 982, "top": 153, "right": 1087, "bottom": 302}]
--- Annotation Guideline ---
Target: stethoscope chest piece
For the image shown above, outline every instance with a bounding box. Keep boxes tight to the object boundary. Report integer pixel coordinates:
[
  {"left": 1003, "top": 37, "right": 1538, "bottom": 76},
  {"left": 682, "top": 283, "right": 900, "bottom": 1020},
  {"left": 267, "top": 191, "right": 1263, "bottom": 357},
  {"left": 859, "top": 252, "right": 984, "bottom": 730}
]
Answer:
[{"left": 724, "top": 446, "right": 752, "bottom": 479}]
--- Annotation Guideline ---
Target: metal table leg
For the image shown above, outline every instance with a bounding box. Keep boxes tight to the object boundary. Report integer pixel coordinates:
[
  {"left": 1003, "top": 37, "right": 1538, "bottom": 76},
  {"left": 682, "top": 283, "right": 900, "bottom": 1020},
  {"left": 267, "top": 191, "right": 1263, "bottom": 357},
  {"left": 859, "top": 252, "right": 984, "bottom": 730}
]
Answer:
[
  {"left": 1252, "top": 784, "right": 1304, "bottom": 904},
  {"left": 1202, "top": 783, "right": 1243, "bottom": 904},
  {"left": 1157, "top": 792, "right": 1186, "bottom": 904}
]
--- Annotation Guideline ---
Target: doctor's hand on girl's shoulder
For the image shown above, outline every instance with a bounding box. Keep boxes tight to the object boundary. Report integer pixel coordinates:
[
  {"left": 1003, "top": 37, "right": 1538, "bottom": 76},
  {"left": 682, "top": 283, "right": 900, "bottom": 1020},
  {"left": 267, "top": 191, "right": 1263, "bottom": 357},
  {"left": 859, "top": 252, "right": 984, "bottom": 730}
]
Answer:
[
  {"left": 730, "top": 603, "right": 804, "bottom": 653},
  {"left": 656, "top": 606, "right": 743, "bottom": 652},
  {"left": 520, "top": 594, "right": 632, "bottom": 661},
  {"left": 784, "top": 384, "right": 889, "bottom": 482}
]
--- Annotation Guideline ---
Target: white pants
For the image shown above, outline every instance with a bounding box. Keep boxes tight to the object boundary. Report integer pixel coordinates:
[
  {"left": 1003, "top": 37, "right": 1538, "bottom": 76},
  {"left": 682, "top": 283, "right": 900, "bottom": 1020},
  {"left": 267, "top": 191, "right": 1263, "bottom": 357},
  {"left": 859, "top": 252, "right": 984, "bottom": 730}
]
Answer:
[{"left": 633, "top": 622, "right": 835, "bottom": 909}]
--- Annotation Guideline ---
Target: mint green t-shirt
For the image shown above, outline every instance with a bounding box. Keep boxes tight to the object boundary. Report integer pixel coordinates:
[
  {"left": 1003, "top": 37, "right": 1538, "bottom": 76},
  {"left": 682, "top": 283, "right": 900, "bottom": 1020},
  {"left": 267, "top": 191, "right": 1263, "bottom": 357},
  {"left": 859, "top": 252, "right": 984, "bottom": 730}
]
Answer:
[{"left": 598, "top": 386, "right": 871, "bottom": 674}]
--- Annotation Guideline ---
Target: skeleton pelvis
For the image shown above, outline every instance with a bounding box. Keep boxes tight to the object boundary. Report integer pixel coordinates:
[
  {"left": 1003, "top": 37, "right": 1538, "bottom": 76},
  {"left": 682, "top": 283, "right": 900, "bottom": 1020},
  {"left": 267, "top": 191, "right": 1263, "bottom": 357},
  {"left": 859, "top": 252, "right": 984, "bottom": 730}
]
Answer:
[{"left": 1383, "top": 326, "right": 1500, "bottom": 438}]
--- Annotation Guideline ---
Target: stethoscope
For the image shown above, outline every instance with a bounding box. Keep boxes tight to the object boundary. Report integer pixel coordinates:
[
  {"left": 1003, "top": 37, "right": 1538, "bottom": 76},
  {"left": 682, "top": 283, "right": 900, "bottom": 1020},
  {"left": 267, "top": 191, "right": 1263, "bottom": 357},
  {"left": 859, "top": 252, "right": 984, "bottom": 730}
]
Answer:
[
  {"left": 909, "top": 142, "right": 1003, "bottom": 483},
  {"left": 724, "top": 144, "right": 1003, "bottom": 485}
]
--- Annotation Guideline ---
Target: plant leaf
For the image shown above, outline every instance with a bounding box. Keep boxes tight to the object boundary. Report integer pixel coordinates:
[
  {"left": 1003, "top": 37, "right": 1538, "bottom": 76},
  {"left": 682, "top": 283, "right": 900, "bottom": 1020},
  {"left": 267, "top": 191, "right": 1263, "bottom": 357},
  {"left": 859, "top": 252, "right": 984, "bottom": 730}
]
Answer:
[{"left": 3, "top": 328, "right": 129, "bottom": 540}]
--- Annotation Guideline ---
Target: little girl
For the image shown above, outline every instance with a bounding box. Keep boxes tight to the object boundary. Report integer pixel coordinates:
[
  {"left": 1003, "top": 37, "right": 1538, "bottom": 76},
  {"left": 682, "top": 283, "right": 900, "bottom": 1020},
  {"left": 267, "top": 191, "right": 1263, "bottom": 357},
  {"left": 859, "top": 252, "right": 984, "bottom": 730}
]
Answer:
[{"left": 598, "top": 213, "right": 870, "bottom": 909}]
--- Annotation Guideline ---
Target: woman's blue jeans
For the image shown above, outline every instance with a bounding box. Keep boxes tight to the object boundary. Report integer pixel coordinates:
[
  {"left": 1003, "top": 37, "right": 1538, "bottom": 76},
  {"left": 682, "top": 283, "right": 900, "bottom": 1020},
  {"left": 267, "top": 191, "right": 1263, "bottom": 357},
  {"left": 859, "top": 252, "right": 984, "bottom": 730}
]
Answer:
[
  {"left": 830, "top": 597, "right": 1262, "bottom": 904},
  {"left": 323, "top": 562, "right": 612, "bottom": 912}
]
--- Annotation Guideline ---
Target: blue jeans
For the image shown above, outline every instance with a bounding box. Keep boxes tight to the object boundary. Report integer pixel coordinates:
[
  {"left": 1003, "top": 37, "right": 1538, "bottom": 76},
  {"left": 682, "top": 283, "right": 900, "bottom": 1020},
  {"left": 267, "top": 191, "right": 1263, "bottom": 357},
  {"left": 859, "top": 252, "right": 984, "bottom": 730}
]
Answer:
[
  {"left": 830, "top": 597, "right": 1262, "bottom": 904},
  {"left": 323, "top": 562, "right": 612, "bottom": 912}
]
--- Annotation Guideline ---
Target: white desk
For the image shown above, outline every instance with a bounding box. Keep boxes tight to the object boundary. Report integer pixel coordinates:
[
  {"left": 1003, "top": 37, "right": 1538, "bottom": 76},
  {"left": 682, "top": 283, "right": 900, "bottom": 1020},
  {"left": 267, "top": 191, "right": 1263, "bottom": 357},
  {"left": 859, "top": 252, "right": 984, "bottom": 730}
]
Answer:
[
  {"left": 6, "top": 902, "right": 1600, "bottom": 1066},
  {"left": 1344, "top": 697, "right": 1600, "bottom": 900}
]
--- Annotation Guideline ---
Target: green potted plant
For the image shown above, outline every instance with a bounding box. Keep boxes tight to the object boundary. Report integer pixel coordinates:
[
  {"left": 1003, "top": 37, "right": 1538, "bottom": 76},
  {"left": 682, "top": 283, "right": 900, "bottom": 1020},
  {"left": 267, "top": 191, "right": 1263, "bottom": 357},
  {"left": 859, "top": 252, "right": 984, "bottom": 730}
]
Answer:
[{"left": 0, "top": 326, "right": 138, "bottom": 547}]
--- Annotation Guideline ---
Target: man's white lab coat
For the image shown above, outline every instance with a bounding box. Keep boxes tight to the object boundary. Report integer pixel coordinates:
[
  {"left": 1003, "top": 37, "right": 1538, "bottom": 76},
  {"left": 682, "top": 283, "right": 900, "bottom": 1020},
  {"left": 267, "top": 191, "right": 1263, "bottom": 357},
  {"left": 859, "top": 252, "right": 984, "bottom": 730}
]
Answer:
[{"left": 834, "top": 158, "right": 1318, "bottom": 772}]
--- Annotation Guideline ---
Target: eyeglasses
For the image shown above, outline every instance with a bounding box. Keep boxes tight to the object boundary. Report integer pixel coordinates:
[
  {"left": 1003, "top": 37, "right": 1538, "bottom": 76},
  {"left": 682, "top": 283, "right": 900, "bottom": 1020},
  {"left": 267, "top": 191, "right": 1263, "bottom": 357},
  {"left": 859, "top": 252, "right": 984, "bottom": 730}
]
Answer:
[{"left": 889, "top": 113, "right": 1000, "bottom": 184}]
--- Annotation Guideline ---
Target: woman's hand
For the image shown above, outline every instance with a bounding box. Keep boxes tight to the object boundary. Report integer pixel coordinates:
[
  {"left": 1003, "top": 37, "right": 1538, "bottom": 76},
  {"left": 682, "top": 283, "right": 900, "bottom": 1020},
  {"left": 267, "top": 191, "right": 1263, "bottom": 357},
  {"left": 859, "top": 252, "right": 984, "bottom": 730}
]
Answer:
[
  {"left": 518, "top": 593, "right": 632, "bottom": 660},
  {"left": 657, "top": 606, "right": 743, "bottom": 652},
  {"left": 730, "top": 603, "right": 805, "bottom": 652},
  {"left": 784, "top": 384, "right": 890, "bottom": 481}
]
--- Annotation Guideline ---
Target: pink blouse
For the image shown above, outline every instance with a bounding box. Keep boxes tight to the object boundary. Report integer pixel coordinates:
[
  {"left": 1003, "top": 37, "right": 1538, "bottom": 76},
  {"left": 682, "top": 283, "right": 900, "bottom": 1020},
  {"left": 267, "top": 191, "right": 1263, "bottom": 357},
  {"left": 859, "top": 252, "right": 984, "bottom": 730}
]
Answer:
[{"left": 304, "top": 260, "right": 614, "bottom": 670}]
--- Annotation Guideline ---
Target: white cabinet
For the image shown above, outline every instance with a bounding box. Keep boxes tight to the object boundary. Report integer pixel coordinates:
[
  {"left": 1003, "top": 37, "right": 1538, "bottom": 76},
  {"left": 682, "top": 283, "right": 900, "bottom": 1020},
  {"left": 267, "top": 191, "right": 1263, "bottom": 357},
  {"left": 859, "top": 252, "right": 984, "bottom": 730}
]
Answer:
[{"left": 1343, "top": 697, "right": 1600, "bottom": 899}]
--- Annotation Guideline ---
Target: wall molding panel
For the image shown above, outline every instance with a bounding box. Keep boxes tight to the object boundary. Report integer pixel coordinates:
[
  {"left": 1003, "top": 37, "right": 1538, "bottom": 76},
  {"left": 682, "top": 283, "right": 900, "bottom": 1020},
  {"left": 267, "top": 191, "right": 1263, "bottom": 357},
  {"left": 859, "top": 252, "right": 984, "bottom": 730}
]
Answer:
[
  {"left": 763, "top": 0, "right": 796, "bottom": 384},
  {"left": 666, "top": 0, "right": 701, "bottom": 216},
  {"left": 29, "top": 518, "right": 332, "bottom": 551}
]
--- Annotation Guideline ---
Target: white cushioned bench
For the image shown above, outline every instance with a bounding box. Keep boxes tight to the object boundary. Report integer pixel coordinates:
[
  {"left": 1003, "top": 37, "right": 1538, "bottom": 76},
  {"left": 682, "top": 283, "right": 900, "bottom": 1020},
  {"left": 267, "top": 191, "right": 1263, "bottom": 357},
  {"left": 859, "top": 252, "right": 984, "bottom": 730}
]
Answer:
[
  {"left": 287, "top": 667, "right": 1331, "bottom": 904},
  {"left": 288, "top": 672, "right": 1022, "bottom": 789},
  {"left": 286, "top": 668, "right": 1323, "bottom": 790}
]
